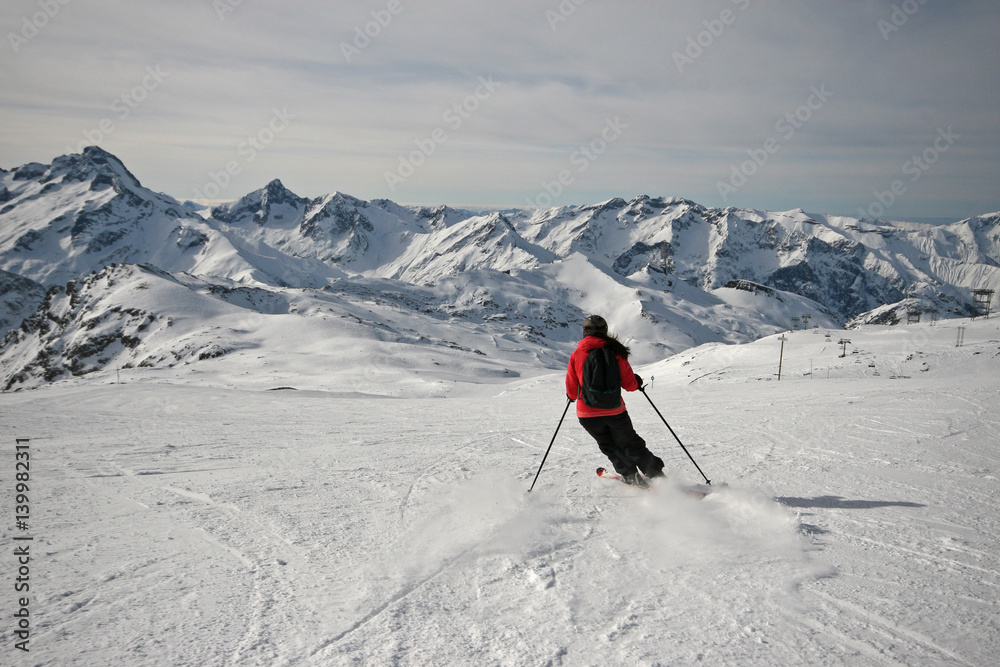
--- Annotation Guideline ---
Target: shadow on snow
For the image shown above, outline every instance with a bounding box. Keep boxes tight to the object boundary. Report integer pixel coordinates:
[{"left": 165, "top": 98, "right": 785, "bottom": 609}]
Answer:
[{"left": 776, "top": 495, "right": 926, "bottom": 510}]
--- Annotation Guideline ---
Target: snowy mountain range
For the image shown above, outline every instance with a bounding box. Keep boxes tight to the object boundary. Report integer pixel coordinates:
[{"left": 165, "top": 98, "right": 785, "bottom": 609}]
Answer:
[{"left": 1, "top": 146, "right": 998, "bottom": 390}]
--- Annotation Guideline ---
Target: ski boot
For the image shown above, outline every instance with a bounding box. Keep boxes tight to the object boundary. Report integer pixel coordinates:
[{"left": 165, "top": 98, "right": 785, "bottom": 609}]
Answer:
[{"left": 621, "top": 472, "right": 650, "bottom": 489}]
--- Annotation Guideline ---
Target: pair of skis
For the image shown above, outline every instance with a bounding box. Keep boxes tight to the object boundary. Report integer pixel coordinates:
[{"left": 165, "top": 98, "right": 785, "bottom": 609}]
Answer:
[{"left": 596, "top": 467, "right": 709, "bottom": 499}]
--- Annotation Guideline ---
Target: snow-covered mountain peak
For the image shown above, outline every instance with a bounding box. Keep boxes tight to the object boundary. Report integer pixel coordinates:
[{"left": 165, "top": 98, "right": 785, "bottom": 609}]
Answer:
[
  {"left": 58, "top": 146, "right": 144, "bottom": 191},
  {"left": 409, "top": 203, "right": 469, "bottom": 231},
  {"left": 5, "top": 146, "right": 152, "bottom": 202},
  {"left": 211, "top": 178, "right": 309, "bottom": 227},
  {"left": 0, "top": 149, "right": 203, "bottom": 285},
  {"left": 375, "top": 210, "right": 556, "bottom": 284},
  {"left": 581, "top": 197, "right": 629, "bottom": 217},
  {"left": 1, "top": 148, "right": 999, "bottom": 389},
  {"left": 620, "top": 194, "right": 698, "bottom": 221}
]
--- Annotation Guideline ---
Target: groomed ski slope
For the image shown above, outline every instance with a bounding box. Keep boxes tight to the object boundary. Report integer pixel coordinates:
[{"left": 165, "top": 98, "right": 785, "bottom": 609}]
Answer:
[{"left": 3, "top": 318, "right": 999, "bottom": 666}]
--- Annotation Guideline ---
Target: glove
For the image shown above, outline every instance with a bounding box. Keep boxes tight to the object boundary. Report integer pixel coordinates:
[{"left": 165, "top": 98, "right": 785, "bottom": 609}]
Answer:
[{"left": 633, "top": 374, "right": 644, "bottom": 389}]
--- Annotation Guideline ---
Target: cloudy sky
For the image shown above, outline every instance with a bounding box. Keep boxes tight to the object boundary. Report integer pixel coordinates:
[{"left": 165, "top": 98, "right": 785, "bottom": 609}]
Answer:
[{"left": 2, "top": 0, "right": 998, "bottom": 219}]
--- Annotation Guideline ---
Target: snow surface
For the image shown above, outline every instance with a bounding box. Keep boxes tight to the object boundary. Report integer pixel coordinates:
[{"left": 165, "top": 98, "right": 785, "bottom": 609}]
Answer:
[{"left": 3, "top": 317, "right": 999, "bottom": 666}]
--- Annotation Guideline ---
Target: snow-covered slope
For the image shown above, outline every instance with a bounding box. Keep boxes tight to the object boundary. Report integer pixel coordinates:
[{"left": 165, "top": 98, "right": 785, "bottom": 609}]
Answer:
[
  {"left": 0, "top": 258, "right": 842, "bottom": 391},
  {"left": 0, "top": 262, "right": 559, "bottom": 392},
  {"left": 3, "top": 316, "right": 997, "bottom": 665}
]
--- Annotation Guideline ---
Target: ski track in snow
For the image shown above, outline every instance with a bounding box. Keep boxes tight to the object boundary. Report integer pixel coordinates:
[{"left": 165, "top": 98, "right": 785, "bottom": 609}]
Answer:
[{"left": 3, "top": 320, "right": 1000, "bottom": 666}]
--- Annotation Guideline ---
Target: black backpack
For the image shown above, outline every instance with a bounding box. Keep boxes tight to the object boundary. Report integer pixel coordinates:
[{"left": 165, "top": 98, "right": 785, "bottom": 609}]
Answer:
[{"left": 580, "top": 347, "right": 622, "bottom": 409}]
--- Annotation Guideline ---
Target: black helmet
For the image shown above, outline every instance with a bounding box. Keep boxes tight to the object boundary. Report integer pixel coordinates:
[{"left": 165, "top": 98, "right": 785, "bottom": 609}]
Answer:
[{"left": 583, "top": 315, "right": 608, "bottom": 335}]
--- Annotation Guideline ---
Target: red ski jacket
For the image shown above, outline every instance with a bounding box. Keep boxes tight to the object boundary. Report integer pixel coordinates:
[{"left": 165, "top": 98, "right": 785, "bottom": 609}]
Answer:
[{"left": 565, "top": 335, "right": 641, "bottom": 418}]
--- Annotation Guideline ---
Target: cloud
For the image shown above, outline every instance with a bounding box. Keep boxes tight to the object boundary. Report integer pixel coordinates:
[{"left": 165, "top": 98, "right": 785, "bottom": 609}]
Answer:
[{"left": 1, "top": 0, "right": 998, "bottom": 218}]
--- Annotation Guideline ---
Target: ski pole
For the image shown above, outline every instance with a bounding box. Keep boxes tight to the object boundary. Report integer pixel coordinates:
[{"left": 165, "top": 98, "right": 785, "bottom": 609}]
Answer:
[
  {"left": 639, "top": 387, "right": 712, "bottom": 485},
  {"left": 528, "top": 398, "right": 572, "bottom": 492}
]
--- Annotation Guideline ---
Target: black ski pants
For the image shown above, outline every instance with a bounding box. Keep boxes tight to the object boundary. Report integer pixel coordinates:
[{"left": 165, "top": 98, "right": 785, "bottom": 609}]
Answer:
[{"left": 579, "top": 411, "right": 664, "bottom": 477}]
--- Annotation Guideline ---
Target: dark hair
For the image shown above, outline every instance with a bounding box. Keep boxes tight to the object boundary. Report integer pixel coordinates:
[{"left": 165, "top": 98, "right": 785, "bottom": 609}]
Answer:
[
  {"left": 592, "top": 332, "right": 631, "bottom": 360},
  {"left": 582, "top": 315, "right": 630, "bottom": 358}
]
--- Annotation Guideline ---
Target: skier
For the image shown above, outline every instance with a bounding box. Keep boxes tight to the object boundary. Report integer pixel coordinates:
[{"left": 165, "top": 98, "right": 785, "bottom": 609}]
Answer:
[{"left": 566, "top": 315, "right": 665, "bottom": 488}]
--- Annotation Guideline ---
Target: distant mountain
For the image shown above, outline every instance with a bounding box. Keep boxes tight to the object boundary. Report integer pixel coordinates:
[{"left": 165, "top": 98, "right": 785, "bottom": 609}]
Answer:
[
  {"left": 0, "top": 147, "right": 997, "bottom": 389},
  {"left": 509, "top": 197, "right": 1000, "bottom": 324}
]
